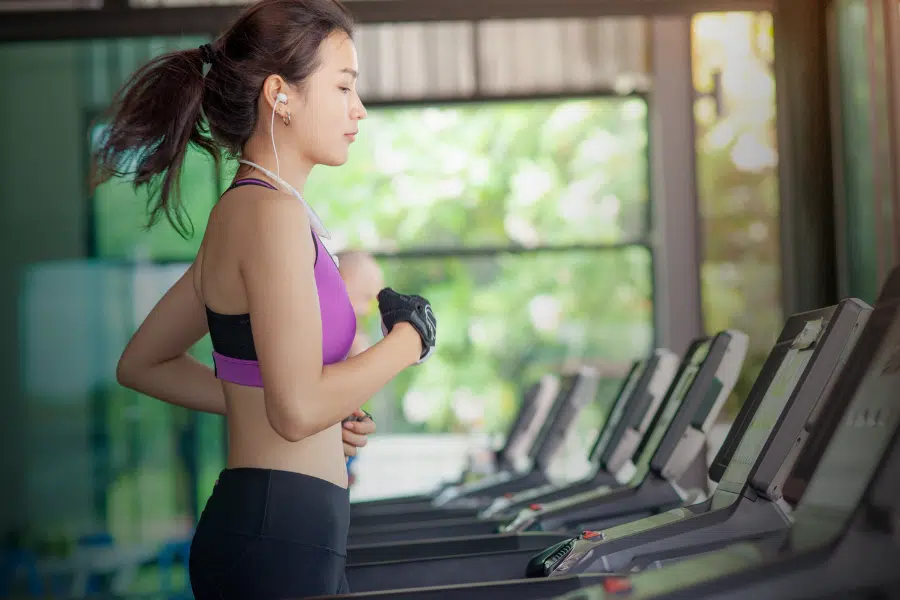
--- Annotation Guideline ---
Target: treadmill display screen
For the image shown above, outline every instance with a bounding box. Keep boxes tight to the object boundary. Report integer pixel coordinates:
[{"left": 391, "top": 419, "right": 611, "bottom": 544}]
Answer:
[
  {"left": 632, "top": 341, "right": 710, "bottom": 473},
  {"left": 589, "top": 361, "right": 646, "bottom": 460},
  {"left": 795, "top": 308, "right": 900, "bottom": 518},
  {"left": 527, "top": 375, "right": 578, "bottom": 461},
  {"left": 720, "top": 344, "right": 815, "bottom": 487}
]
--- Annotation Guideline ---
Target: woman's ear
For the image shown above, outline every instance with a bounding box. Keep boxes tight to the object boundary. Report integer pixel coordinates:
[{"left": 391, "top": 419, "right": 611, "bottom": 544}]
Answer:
[{"left": 261, "top": 74, "right": 290, "bottom": 111}]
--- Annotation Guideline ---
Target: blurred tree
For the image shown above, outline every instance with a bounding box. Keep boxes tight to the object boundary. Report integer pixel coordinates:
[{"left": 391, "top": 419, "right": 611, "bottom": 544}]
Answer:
[
  {"left": 93, "top": 97, "right": 655, "bottom": 435},
  {"left": 93, "top": 14, "right": 783, "bottom": 432},
  {"left": 692, "top": 12, "right": 782, "bottom": 416}
]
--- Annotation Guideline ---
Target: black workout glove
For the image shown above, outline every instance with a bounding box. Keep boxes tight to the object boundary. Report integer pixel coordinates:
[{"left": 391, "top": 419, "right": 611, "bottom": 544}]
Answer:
[{"left": 378, "top": 287, "right": 437, "bottom": 364}]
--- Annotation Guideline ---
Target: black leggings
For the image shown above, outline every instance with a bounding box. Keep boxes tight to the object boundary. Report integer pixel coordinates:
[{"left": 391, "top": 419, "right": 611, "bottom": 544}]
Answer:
[{"left": 189, "top": 467, "right": 351, "bottom": 599}]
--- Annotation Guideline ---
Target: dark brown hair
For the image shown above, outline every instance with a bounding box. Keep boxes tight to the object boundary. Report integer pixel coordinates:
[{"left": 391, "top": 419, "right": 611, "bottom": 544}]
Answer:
[{"left": 90, "top": 0, "right": 354, "bottom": 238}]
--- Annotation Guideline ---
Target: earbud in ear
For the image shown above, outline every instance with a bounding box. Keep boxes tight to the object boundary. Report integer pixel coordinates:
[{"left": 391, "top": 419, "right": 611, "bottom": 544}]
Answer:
[{"left": 276, "top": 93, "right": 288, "bottom": 105}]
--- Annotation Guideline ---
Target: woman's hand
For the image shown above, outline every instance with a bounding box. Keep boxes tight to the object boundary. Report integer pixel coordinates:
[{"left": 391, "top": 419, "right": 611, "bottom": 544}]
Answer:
[
  {"left": 342, "top": 409, "right": 376, "bottom": 457},
  {"left": 377, "top": 287, "right": 437, "bottom": 364}
]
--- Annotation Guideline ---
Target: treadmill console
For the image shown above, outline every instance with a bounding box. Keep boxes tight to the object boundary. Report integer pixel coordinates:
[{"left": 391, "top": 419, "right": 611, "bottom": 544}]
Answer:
[
  {"left": 550, "top": 271, "right": 900, "bottom": 600},
  {"left": 433, "top": 374, "right": 565, "bottom": 506},
  {"left": 502, "top": 374, "right": 561, "bottom": 471},
  {"left": 628, "top": 335, "right": 719, "bottom": 481},
  {"left": 530, "top": 367, "right": 601, "bottom": 472},
  {"left": 585, "top": 359, "right": 647, "bottom": 463},
  {"left": 707, "top": 306, "right": 842, "bottom": 485},
  {"left": 655, "top": 331, "right": 748, "bottom": 481},
  {"left": 497, "top": 379, "right": 545, "bottom": 470},
  {"left": 524, "top": 374, "right": 581, "bottom": 465},
  {"left": 717, "top": 319, "right": 824, "bottom": 494},
  {"left": 533, "top": 306, "right": 868, "bottom": 580},
  {"left": 791, "top": 303, "right": 900, "bottom": 526},
  {"left": 601, "top": 350, "right": 680, "bottom": 476},
  {"left": 749, "top": 300, "right": 871, "bottom": 501},
  {"left": 509, "top": 337, "right": 721, "bottom": 536},
  {"left": 480, "top": 358, "right": 659, "bottom": 518}
]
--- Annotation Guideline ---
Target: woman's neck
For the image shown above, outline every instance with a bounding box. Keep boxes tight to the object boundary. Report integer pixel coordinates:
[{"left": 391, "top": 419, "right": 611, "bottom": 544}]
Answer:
[{"left": 239, "top": 137, "right": 312, "bottom": 195}]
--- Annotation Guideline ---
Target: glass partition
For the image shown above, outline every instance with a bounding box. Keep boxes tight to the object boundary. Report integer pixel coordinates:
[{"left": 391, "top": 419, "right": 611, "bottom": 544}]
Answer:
[{"left": 1, "top": 30, "right": 653, "bottom": 598}]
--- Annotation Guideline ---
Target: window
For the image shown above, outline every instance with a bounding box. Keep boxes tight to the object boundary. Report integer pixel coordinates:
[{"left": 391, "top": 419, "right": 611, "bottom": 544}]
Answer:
[
  {"left": 691, "top": 12, "right": 782, "bottom": 415},
  {"left": 0, "top": 29, "right": 654, "bottom": 583},
  {"left": 7, "top": 18, "right": 654, "bottom": 596},
  {"left": 93, "top": 97, "right": 655, "bottom": 436}
]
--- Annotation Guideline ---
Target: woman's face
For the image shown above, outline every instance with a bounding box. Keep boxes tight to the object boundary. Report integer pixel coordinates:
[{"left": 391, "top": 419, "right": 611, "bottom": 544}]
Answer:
[{"left": 290, "top": 31, "right": 367, "bottom": 168}]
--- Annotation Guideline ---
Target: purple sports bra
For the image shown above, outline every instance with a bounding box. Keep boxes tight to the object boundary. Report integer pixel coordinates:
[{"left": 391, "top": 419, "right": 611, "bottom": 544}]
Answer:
[{"left": 205, "top": 178, "right": 357, "bottom": 387}]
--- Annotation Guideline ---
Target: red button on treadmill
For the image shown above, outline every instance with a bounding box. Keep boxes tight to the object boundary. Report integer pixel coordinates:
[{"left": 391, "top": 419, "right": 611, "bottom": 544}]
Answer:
[
  {"left": 582, "top": 530, "right": 601, "bottom": 539},
  {"left": 504, "top": 493, "right": 514, "bottom": 498},
  {"left": 603, "top": 577, "right": 633, "bottom": 594},
  {"left": 529, "top": 503, "right": 543, "bottom": 510}
]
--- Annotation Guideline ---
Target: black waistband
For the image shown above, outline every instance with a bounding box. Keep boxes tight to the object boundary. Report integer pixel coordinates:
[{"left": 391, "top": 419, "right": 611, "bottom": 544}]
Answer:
[{"left": 202, "top": 467, "right": 350, "bottom": 555}]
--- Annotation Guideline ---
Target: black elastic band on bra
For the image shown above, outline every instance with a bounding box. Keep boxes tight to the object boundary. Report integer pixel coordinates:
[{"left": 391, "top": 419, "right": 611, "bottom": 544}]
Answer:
[
  {"left": 228, "top": 177, "right": 278, "bottom": 192},
  {"left": 207, "top": 175, "right": 319, "bottom": 323}
]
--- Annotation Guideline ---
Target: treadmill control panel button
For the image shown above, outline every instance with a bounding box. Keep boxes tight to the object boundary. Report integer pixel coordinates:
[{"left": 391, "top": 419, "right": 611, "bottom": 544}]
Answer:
[
  {"left": 581, "top": 530, "right": 603, "bottom": 540},
  {"left": 529, "top": 503, "right": 543, "bottom": 511},
  {"left": 603, "top": 577, "right": 633, "bottom": 594},
  {"left": 525, "top": 539, "right": 577, "bottom": 577}
]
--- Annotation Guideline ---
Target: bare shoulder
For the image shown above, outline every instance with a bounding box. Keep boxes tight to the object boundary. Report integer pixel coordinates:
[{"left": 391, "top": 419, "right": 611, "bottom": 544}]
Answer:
[
  {"left": 216, "top": 184, "right": 311, "bottom": 243},
  {"left": 212, "top": 185, "right": 316, "bottom": 281}
]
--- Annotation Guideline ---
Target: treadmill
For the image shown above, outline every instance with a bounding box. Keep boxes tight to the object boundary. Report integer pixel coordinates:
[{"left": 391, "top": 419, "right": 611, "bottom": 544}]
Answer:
[
  {"left": 349, "top": 369, "right": 600, "bottom": 532},
  {"left": 809, "top": 582, "right": 900, "bottom": 600},
  {"left": 350, "top": 374, "right": 561, "bottom": 516},
  {"left": 549, "top": 266, "right": 900, "bottom": 600},
  {"left": 526, "top": 298, "right": 871, "bottom": 577},
  {"left": 479, "top": 350, "right": 680, "bottom": 519},
  {"left": 347, "top": 350, "right": 679, "bottom": 564},
  {"left": 499, "top": 375, "right": 565, "bottom": 474},
  {"left": 346, "top": 336, "right": 719, "bottom": 546},
  {"left": 339, "top": 331, "right": 747, "bottom": 592},
  {"left": 498, "top": 329, "right": 747, "bottom": 535},
  {"left": 353, "top": 351, "right": 679, "bottom": 531}
]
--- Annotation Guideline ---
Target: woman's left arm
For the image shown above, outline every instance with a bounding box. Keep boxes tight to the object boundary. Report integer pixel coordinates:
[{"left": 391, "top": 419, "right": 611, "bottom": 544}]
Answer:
[{"left": 116, "top": 263, "right": 226, "bottom": 415}]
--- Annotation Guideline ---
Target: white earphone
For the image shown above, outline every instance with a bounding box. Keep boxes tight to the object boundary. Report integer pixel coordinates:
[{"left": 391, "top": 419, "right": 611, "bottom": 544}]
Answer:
[{"left": 275, "top": 92, "right": 287, "bottom": 104}]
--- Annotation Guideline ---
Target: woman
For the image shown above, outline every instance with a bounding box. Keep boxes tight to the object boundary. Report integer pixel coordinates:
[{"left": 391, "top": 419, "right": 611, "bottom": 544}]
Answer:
[{"left": 91, "top": 0, "right": 437, "bottom": 597}]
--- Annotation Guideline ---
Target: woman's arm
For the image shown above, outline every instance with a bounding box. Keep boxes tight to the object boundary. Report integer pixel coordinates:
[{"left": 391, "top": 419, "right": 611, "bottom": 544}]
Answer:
[
  {"left": 115, "top": 263, "right": 226, "bottom": 415},
  {"left": 242, "top": 195, "right": 420, "bottom": 442}
]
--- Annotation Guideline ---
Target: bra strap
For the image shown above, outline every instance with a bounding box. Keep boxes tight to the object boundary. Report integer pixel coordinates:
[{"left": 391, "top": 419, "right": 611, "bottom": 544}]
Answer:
[{"left": 227, "top": 178, "right": 278, "bottom": 191}]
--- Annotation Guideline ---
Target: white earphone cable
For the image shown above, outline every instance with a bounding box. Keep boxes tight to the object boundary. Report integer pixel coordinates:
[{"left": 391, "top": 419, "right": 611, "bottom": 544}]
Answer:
[
  {"left": 271, "top": 99, "right": 280, "bottom": 180},
  {"left": 237, "top": 94, "right": 331, "bottom": 239}
]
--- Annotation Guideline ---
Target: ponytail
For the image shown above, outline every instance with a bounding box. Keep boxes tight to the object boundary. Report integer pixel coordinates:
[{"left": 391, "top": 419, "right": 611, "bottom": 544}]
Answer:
[
  {"left": 90, "top": 46, "right": 220, "bottom": 239},
  {"left": 91, "top": 0, "right": 357, "bottom": 240}
]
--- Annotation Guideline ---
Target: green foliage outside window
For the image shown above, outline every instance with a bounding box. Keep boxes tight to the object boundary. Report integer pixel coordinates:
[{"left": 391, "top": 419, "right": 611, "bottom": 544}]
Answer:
[{"left": 93, "top": 97, "right": 655, "bottom": 435}]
